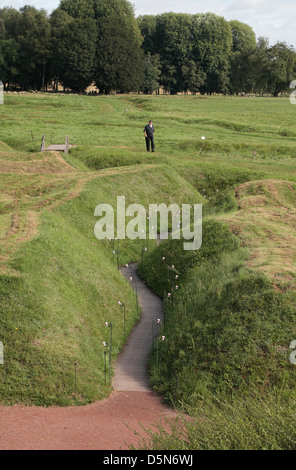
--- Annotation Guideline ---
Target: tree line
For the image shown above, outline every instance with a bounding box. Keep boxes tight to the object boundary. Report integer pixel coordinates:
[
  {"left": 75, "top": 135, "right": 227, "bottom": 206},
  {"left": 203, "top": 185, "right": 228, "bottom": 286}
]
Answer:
[{"left": 0, "top": 0, "right": 295, "bottom": 96}]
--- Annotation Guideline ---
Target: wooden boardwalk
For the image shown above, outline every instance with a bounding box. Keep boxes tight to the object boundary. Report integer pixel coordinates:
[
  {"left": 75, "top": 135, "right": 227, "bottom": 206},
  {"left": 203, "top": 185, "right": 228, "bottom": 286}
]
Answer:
[
  {"left": 45, "top": 144, "right": 76, "bottom": 152},
  {"left": 41, "top": 135, "right": 76, "bottom": 154}
]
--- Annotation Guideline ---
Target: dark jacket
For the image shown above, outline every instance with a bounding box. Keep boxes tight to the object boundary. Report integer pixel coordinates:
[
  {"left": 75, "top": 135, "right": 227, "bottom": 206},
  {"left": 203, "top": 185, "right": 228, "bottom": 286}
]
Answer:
[{"left": 144, "top": 124, "right": 155, "bottom": 138}]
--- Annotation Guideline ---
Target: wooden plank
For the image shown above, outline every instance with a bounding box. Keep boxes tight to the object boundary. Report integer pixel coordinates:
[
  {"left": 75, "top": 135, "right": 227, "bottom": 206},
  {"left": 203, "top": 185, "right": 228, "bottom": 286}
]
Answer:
[
  {"left": 45, "top": 144, "right": 76, "bottom": 151},
  {"left": 44, "top": 134, "right": 76, "bottom": 152}
]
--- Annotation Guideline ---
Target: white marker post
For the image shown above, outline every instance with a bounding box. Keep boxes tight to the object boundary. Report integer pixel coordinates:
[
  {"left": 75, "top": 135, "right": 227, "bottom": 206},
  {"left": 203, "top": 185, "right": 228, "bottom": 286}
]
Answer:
[
  {"left": 0, "top": 342, "right": 3, "bottom": 365},
  {"left": 289, "top": 340, "right": 296, "bottom": 365},
  {"left": 290, "top": 81, "right": 296, "bottom": 105},
  {"left": 0, "top": 82, "right": 3, "bottom": 105}
]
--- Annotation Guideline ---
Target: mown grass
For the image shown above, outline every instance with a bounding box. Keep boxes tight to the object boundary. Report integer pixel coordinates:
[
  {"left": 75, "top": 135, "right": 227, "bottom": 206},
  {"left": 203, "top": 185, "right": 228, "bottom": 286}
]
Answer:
[
  {"left": 1, "top": 92, "right": 296, "bottom": 449},
  {"left": 0, "top": 159, "right": 202, "bottom": 405}
]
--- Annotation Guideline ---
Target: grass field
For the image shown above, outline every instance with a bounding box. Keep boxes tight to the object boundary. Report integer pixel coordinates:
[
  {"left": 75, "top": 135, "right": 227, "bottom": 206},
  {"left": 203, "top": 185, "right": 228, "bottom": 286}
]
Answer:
[{"left": 1, "top": 92, "right": 296, "bottom": 447}]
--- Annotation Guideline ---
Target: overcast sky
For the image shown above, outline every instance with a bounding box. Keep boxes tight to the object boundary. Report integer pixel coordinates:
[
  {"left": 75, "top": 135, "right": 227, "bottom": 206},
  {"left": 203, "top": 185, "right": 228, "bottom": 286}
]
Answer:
[{"left": 2, "top": 0, "right": 296, "bottom": 47}]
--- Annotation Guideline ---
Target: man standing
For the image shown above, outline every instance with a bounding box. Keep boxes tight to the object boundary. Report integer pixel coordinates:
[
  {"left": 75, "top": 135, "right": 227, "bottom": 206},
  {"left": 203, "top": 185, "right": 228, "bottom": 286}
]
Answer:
[{"left": 144, "top": 120, "right": 155, "bottom": 152}]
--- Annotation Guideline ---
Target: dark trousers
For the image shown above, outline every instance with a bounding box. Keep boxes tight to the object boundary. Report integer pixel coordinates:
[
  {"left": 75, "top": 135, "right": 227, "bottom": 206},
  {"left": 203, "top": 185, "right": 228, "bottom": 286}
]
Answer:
[{"left": 145, "top": 136, "right": 155, "bottom": 152}]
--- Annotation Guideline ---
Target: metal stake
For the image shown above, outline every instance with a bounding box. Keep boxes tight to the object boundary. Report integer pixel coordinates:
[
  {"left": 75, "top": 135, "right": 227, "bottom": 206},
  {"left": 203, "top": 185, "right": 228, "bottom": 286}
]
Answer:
[{"left": 74, "top": 361, "right": 78, "bottom": 397}]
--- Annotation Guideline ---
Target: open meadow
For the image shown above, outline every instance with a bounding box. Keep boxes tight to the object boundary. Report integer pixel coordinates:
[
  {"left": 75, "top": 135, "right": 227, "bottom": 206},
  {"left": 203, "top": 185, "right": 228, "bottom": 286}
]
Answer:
[{"left": 0, "top": 92, "right": 296, "bottom": 449}]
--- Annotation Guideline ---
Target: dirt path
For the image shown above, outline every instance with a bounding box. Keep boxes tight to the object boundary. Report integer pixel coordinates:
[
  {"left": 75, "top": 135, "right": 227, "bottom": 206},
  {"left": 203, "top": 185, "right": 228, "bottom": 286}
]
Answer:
[
  {"left": 0, "top": 265, "right": 177, "bottom": 450},
  {"left": 0, "top": 391, "right": 176, "bottom": 450}
]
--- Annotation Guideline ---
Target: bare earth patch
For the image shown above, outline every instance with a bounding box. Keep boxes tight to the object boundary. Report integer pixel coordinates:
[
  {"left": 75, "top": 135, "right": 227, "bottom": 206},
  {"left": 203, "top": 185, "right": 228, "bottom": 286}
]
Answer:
[{"left": 0, "top": 391, "right": 178, "bottom": 450}]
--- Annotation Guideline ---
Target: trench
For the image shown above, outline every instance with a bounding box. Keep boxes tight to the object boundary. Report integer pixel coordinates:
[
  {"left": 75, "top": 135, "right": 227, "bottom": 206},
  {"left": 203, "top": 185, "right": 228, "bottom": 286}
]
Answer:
[{"left": 113, "top": 262, "right": 164, "bottom": 392}]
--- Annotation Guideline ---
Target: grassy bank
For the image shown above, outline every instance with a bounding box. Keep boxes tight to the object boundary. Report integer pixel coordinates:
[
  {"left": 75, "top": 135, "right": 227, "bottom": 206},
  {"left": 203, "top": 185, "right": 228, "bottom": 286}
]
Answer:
[
  {"left": 0, "top": 92, "right": 296, "bottom": 453},
  {"left": 0, "top": 150, "right": 202, "bottom": 405}
]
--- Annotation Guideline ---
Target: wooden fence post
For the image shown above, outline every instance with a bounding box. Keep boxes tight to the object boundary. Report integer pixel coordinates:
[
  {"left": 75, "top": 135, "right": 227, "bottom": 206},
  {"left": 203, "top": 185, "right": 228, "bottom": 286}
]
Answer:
[
  {"left": 65, "top": 135, "right": 69, "bottom": 154},
  {"left": 41, "top": 134, "right": 45, "bottom": 152}
]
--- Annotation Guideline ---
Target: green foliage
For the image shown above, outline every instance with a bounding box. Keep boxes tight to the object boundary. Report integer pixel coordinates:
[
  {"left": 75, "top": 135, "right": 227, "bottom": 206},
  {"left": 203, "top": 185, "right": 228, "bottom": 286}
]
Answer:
[
  {"left": 95, "top": 13, "right": 144, "bottom": 94},
  {"left": 191, "top": 13, "right": 233, "bottom": 94},
  {"left": 17, "top": 6, "right": 52, "bottom": 91},
  {"left": 55, "top": 17, "right": 97, "bottom": 92},
  {"left": 176, "top": 164, "right": 256, "bottom": 215},
  {"left": 49, "top": 9, "right": 73, "bottom": 88},
  {"left": 0, "top": 205, "right": 139, "bottom": 405},
  {"left": 60, "top": 0, "right": 145, "bottom": 94},
  {"left": 181, "top": 60, "right": 206, "bottom": 94},
  {"left": 139, "top": 226, "right": 296, "bottom": 407},
  {"left": 229, "top": 20, "right": 257, "bottom": 53},
  {"left": 133, "top": 393, "right": 296, "bottom": 450},
  {"left": 228, "top": 20, "right": 257, "bottom": 94},
  {"left": 140, "top": 53, "right": 161, "bottom": 94},
  {"left": 138, "top": 219, "right": 240, "bottom": 296},
  {"left": 0, "top": 7, "right": 22, "bottom": 39},
  {"left": 0, "top": 3, "right": 295, "bottom": 95},
  {"left": 154, "top": 13, "right": 194, "bottom": 94},
  {"left": 137, "top": 15, "right": 157, "bottom": 55},
  {"left": 0, "top": 39, "right": 20, "bottom": 85},
  {"left": 266, "top": 42, "right": 296, "bottom": 97},
  {"left": 59, "top": 0, "right": 96, "bottom": 19}
]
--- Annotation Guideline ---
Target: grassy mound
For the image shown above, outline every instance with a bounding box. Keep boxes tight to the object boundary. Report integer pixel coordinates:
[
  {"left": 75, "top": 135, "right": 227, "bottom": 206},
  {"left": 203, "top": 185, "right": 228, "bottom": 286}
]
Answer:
[
  {"left": 70, "top": 146, "right": 167, "bottom": 171},
  {"left": 0, "top": 152, "right": 202, "bottom": 405},
  {"left": 223, "top": 179, "right": 296, "bottom": 288},
  {"left": 138, "top": 180, "right": 296, "bottom": 407},
  {"left": 132, "top": 393, "right": 296, "bottom": 450}
]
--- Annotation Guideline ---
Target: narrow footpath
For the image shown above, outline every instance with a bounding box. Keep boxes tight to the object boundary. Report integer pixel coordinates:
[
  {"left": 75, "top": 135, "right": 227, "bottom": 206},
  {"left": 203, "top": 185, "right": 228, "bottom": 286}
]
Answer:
[
  {"left": 0, "top": 265, "right": 177, "bottom": 450},
  {"left": 113, "top": 263, "right": 164, "bottom": 392}
]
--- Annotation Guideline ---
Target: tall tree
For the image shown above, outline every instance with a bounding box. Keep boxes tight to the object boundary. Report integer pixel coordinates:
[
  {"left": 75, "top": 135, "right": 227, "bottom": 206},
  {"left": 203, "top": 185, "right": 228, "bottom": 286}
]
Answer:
[
  {"left": 0, "top": 18, "right": 5, "bottom": 40},
  {"left": 0, "top": 7, "right": 22, "bottom": 39},
  {"left": 95, "top": 13, "right": 144, "bottom": 93},
  {"left": 49, "top": 8, "right": 73, "bottom": 91},
  {"left": 0, "top": 39, "right": 20, "bottom": 88},
  {"left": 140, "top": 52, "right": 161, "bottom": 94},
  {"left": 266, "top": 42, "right": 296, "bottom": 96},
  {"left": 251, "top": 36, "right": 270, "bottom": 94},
  {"left": 154, "top": 13, "right": 193, "bottom": 94},
  {"left": 54, "top": 17, "right": 97, "bottom": 92},
  {"left": 94, "top": 0, "right": 144, "bottom": 93},
  {"left": 137, "top": 15, "right": 157, "bottom": 56},
  {"left": 0, "top": 8, "right": 21, "bottom": 88},
  {"left": 181, "top": 60, "right": 206, "bottom": 94},
  {"left": 17, "top": 6, "right": 52, "bottom": 90},
  {"left": 229, "top": 20, "right": 257, "bottom": 94},
  {"left": 190, "top": 13, "right": 232, "bottom": 94},
  {"left": 59, "top": 0, "right": 144, "bottom": 93}
]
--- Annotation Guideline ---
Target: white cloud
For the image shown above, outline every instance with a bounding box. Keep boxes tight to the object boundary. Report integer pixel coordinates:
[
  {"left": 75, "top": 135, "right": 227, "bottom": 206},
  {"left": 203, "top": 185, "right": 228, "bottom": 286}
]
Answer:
[
  {"left": 2, "top": 0, "right": 296, "bottom": 46},
  {"left": 1, "top": 0, "right": 59, "bottom": 13}
]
